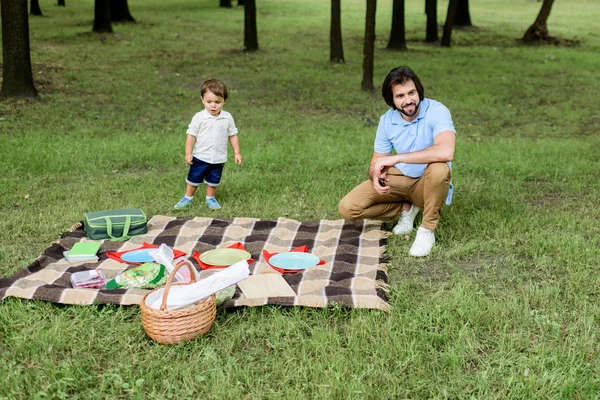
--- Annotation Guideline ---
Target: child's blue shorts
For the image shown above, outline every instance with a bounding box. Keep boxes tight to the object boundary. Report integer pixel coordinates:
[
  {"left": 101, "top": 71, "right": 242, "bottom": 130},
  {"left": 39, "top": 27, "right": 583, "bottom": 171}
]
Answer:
[{"left": 186, "top": 157, "right": 224, "bottom": 187}]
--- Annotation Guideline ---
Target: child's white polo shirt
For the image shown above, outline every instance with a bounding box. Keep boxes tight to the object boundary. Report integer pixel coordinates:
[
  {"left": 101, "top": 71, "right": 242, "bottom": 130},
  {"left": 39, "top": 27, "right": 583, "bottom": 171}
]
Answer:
[{"left": 187, "top": 109, "right": 238, "bottom": 164}]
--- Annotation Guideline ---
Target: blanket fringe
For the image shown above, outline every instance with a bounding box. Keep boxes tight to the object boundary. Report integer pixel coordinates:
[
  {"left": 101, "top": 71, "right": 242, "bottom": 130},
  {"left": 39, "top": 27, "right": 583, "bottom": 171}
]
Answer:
[
  {"left": 380, "top": 230, "right": 393, "bottom": 239},
  {"left": 376, "top": 262, "right": 388, "bottom": 274},
  {"left": 375, "top": 279, "right": 390, "bottom": 293},
  {"left": 53, "top": 222, "right": 83, "bottom": 244}
]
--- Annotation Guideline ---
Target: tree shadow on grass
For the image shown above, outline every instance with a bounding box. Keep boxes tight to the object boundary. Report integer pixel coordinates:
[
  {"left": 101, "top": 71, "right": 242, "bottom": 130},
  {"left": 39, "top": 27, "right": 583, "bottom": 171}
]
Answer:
[{"left": 402, "top": 24, "right": 581, "bottom": 49}]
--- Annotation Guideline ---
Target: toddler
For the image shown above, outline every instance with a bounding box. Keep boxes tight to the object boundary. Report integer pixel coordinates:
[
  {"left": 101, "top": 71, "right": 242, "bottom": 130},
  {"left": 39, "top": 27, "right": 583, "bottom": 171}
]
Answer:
[{"left": 174, "top": 79, "right": 242, "bottom": 210}]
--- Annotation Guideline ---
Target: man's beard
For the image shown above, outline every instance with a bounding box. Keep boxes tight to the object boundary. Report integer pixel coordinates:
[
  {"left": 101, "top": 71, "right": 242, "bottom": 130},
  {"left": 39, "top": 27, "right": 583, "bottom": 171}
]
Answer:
[{"left": 398, "top": 100, "right": 420, "bottom": 118}]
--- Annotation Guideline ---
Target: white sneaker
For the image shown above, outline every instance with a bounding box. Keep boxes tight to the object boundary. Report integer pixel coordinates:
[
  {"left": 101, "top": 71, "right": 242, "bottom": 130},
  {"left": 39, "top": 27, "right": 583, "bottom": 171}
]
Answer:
[
  {"left": 393, "top": 205, "right": 421, "bottom": 235},
  {"left": 409, "top": 227, "right": 435, "bottom": 257}
]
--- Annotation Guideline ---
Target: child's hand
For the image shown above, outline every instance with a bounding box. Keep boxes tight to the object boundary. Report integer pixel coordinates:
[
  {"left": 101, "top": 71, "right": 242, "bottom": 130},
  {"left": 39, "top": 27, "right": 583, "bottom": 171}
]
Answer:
[
  {"left": 234, "top": 153, "right": 243, "bottom": 165},
  {"left": 185, "top": 154, "right": 193, "bottom": 165}
]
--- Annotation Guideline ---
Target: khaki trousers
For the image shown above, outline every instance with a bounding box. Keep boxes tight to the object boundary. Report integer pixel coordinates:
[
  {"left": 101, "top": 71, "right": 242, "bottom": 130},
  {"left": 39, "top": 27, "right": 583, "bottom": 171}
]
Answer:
[{"left": 338, "top": 162, "right": 451, "bottom": 231}]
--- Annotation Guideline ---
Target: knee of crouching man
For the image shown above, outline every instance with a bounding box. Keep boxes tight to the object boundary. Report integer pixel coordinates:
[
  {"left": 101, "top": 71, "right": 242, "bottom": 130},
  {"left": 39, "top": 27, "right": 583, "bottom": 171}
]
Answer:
[
  {"left": 426, "top": 162, "right": 451, "bottom": 182},
  {"left": 338, "top": 198, "right": 357, "bottom": 220}
]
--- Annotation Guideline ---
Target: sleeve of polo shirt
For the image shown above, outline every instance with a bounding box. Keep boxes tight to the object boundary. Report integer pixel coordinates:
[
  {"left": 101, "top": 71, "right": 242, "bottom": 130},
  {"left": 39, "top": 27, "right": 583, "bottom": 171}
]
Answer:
[
  {"left": 431, "top": 104, "right": 456, "bottom": 137},
  {"left": 374, "top": 113, "right": 393, "bottom": 154},
  {"left": 227, "top": 116, "right": 239, "bottom": 136},
  {"left": 186, "top": 113, "right": 202, "bottom": 137}
]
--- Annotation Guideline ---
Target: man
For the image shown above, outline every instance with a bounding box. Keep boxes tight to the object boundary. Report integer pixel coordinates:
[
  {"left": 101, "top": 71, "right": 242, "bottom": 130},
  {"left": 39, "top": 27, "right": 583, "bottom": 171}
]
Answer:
[{"left": 338, "top": 66, "right": 456, "bottom": 257}]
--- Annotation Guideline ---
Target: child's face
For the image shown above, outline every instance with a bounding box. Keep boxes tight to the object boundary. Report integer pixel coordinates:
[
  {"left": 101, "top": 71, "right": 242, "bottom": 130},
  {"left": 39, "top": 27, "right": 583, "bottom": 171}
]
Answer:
[{"left": 202, "top": 90, "right": 225, "bottom": 117}]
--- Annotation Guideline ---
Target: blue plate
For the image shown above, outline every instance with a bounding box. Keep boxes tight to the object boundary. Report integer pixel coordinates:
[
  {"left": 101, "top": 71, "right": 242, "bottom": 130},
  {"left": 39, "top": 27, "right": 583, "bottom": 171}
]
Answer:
[
  {"left": 121, "top": 249, "right": 155, "bottom": 263},
  {"left": 269, "top": 252, "right": 320, "bottom": 270}
]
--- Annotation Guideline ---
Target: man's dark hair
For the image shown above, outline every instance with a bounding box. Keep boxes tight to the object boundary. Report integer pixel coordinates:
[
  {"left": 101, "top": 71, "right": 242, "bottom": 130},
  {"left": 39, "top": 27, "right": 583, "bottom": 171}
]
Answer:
[{"left": 381, "top": 66, "right": 425, "bottom": 109}]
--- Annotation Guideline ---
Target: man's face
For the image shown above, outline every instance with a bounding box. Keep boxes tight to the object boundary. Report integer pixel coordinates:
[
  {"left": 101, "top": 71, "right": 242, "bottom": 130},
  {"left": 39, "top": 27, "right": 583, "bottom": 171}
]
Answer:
[
  {"left": 202, "top": 89, "right": 225, "bottom": 117},
  {"left": 392, "top": 80, "right": 420, "bottom": 121}
]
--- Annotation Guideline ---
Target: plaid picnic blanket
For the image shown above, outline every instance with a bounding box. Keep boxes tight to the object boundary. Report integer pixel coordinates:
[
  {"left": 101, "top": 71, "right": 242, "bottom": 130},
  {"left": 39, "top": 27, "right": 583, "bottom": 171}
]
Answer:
[{"left": 0, "top": 216, "right": 390, "bottom": 311}]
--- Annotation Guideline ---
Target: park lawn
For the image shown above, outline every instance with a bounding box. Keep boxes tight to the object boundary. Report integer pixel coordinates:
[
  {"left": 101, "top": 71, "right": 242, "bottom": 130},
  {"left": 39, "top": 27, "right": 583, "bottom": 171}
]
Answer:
[{"left": 1, "top": 0, "right": 599, "bottom": 398}]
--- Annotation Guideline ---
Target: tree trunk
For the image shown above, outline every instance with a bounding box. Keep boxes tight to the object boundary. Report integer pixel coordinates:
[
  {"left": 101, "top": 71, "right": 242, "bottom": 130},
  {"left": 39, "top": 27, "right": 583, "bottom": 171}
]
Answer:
[
  {"left": 243, "top": 0, "right": 258, "bottom": 51},
  {"left": 93, "top": 0, "right": 113, "bottom": 33},
  {"left": 220, "top": 0, "right": 232, "bottom": 7},
  {"left": 454, "top": 0, "right": 471, "bottom": 27},
  {"left": 522, "top": 0, "right": 555, "bottom": 42},
  {"left": 361, "top": 0, "right": 376, "bottom": 91},
  {"left": 441, "top": 0, "right": 458, "bottom": 47},
  {"left": 30, "top": 0, "right": 43, "bottom": 16},
  {"left": 57, "top": 0, "right": 65, "bottom": 6},
  {"left": 330, "top": 0, "right": 344, "bottom": 62},
  {"left": 1, "top": 0, "right": 38, "bottom": 98},
  {"left": 110, "top": 0, "right": 135, "bottom": 23},
  {"left": 387, "top": 0, "right": 406, "bottom": 50},
  {"left": 425, "top": 0, "right": 438, "bottom": 42}
]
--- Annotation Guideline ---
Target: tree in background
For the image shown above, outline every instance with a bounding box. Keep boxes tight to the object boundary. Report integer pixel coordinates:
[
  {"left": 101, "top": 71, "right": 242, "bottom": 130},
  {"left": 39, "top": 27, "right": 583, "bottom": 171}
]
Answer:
[
  {"left": 425, "top": 0, "right": 438, "bottom": 42},
  {"left": 238, "top": 0, "right": 245, "bottom": 5},
  {"left": 330, "top": 0, "right": 344, "bottom": 62},
  {"left": 522, "top": 0, "right": 556, "bottom": 42},
  {"left": 220, "top": 0, "right": 232, "bottom": 7},
  {"left": 93, "top": 0, "right": 113, "bottom": 33},
  {"left": 361, "top": 0, "right": 376, "bottom": 91},
  {"left": 441, "top": 0, "right": 458, "bottom": 47},
  {"left": 387, "top": 0, "right": 406, "bottom": 50},
  {"left": 57, "top": 0, "right": 65, "bottom": 6},
  {"left": 1, "top": 0, "right": 38, "bottom": 98},
  {"left": 30, "top": 0, "right": 43, "bottom": 16},
  {"left": 454, "top": 0, "right": 472, "bottom": 27},
  {"left": 243, "top": 0, "right": 258, "bottom": 51},
  {"left": 110, "top": 0, "right": 135, "bottom": 23}
]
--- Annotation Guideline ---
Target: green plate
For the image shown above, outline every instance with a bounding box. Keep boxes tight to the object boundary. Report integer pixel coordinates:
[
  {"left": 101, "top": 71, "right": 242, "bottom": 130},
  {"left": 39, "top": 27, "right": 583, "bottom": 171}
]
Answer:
[{"left": 199, "top": 248, "right": 251, "bottom": 266}]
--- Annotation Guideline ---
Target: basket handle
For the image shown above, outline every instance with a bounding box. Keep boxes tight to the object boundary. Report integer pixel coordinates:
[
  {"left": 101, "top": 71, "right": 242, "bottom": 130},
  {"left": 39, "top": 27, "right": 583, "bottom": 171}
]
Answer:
[{"left": 159, "top": 260, "right": 197, "bottom": 311}]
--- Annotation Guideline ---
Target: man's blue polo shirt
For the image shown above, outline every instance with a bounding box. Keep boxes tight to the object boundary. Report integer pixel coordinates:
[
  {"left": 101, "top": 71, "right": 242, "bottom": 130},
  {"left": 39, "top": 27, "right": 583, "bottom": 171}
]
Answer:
[{"left": 374, "top": 98, "right": 456, "bottom": 205}]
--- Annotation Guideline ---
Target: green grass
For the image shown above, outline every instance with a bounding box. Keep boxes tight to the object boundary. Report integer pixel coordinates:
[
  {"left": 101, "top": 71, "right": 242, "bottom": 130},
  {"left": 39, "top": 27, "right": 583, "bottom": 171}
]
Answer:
[{"left": 1, "top": 0, "right": 600, "bottom": 397}]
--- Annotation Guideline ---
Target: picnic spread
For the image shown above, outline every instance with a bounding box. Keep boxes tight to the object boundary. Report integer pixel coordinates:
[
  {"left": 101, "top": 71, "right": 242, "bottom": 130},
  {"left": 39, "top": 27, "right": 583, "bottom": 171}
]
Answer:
[{"left": 0, "top": 213, "right": 391, "bottom": 343}]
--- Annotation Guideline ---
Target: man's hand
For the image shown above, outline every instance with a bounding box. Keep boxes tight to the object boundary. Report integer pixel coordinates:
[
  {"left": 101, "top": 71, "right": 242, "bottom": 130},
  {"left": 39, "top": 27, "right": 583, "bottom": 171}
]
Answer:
[
  {"left": 372, "top": 173, "right": 390, "bottom": 195},
  {"left": 374, "top": 155, "right": 399, "bottom": 178},
  {"left": 373, "top": 154, "right": 400, "bottom": 194},
  {"left": 369, "top": 152, "right": 392, "bottom": 194},
  {"left": 185, "top": 154, "right": 193, "bottom": 165}
]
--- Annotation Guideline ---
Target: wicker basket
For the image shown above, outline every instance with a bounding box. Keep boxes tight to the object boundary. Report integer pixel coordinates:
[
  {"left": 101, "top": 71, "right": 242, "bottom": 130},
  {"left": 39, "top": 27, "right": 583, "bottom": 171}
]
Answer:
[{"left": 140, "top": 260, "right": 216, "bottom": 345}]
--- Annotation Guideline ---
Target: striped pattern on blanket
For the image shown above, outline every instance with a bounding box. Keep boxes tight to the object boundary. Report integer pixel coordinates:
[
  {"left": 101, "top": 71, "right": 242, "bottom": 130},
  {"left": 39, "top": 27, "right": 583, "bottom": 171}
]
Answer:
[{"left": 0, "top": 216, "right": 390, "bottom": 311}]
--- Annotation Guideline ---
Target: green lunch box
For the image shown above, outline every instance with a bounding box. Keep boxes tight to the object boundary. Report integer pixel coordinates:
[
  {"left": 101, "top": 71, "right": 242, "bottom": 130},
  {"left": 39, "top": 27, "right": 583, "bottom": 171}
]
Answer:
[{"left": 84, "top": 209, "right": 148, "bottom": 241}]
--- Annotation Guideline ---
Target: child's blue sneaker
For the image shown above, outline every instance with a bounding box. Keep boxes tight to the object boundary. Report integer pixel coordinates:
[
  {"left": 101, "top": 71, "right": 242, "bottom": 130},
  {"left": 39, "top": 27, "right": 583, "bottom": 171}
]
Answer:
[
  {"left": 174, "top": 197, "right": 193, "bottom": 210},
  {"left": 206, "top": 197, "right": 221, "bottom": 210}
]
